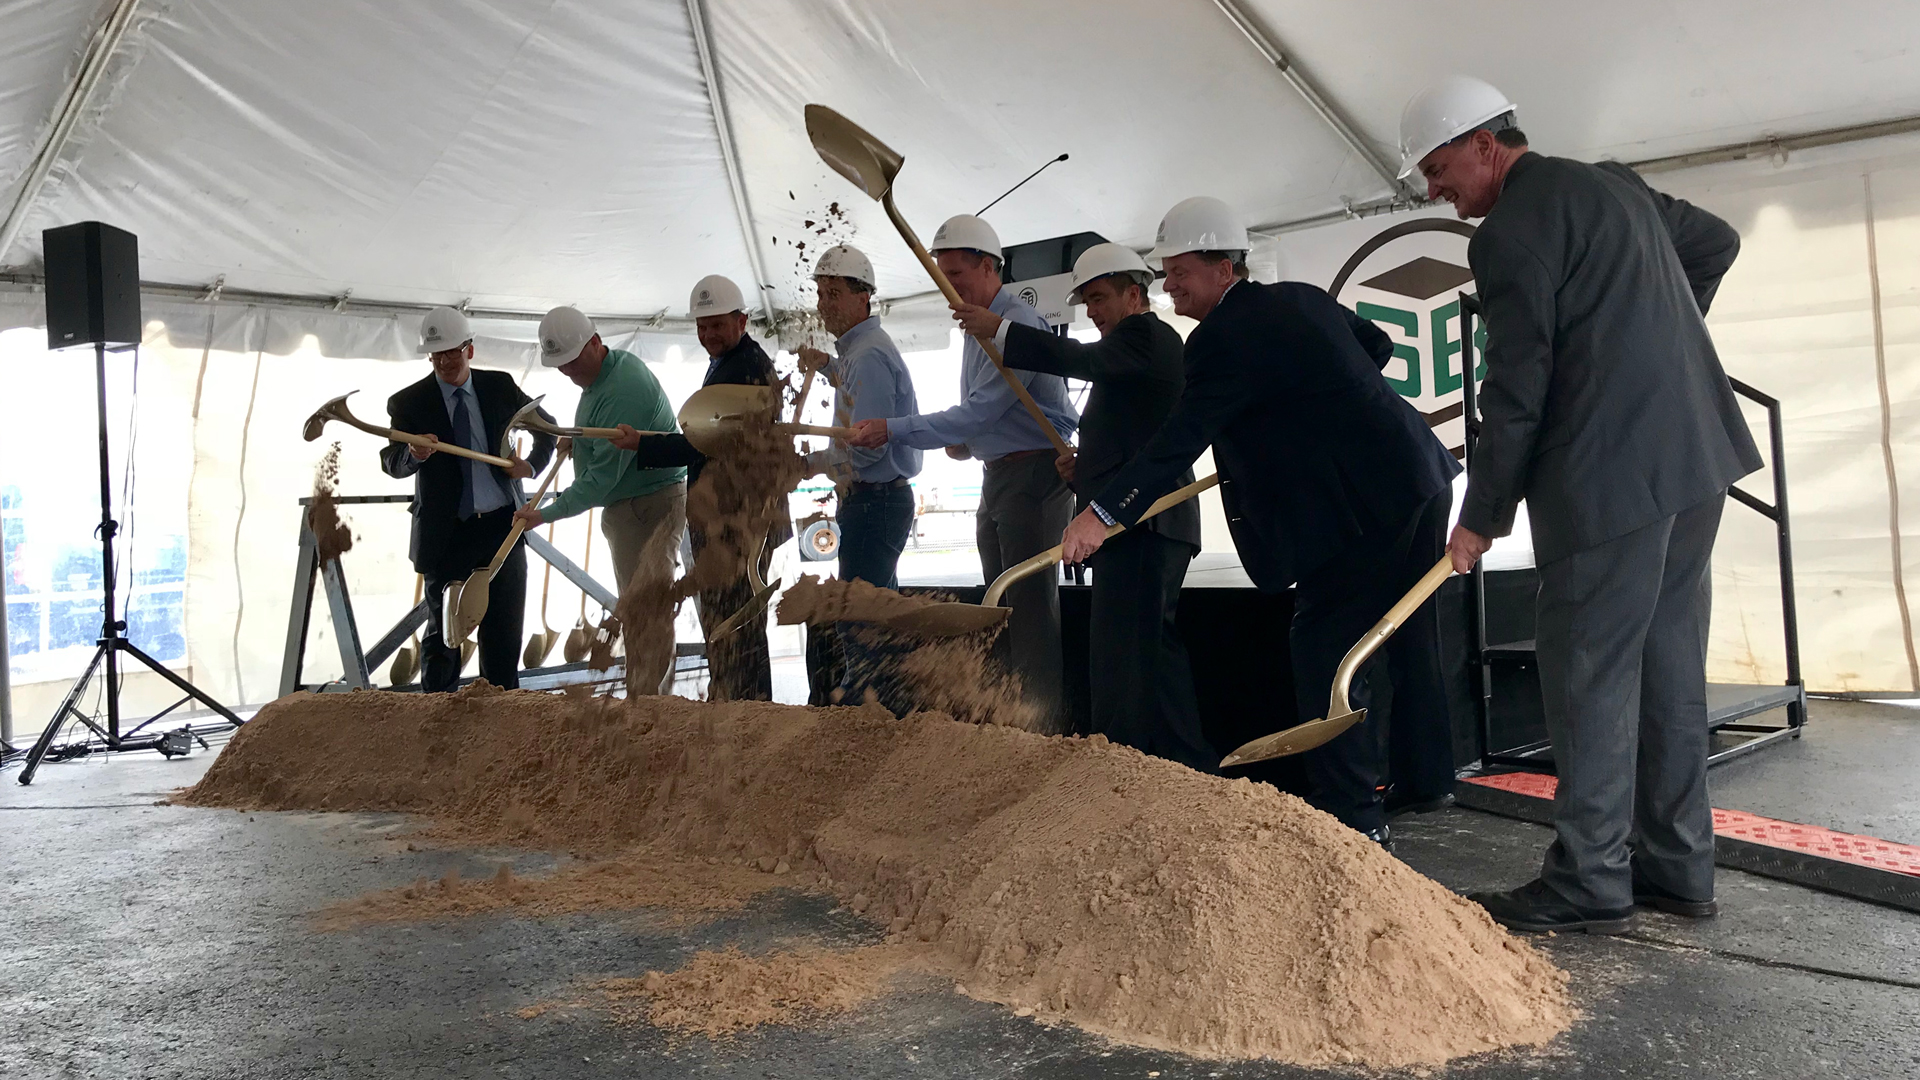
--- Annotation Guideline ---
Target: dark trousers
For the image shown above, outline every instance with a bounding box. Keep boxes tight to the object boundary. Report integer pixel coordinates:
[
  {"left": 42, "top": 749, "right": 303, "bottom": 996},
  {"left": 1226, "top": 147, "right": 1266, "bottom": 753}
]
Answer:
[
  {"left": 978, "top": 452, "right": 1073, "bottom": 731},
  {"left": 421, "top": 508, "right": 527, "bottom": 693},
  {"left": 1535, "top": 493, "right": 1725, "bottom": 910},
  {"left": 1088, "top": 529, "right": 1215, "bottom": 772},
  {"left": 1290, "top": 489, "right": 1452, "bottom": 833},
  {"left": 809, "top": 481, "right": 917, "bottom": 705},
  {"left": 692, "top": 528, "right": 773, "bottom": 702}
]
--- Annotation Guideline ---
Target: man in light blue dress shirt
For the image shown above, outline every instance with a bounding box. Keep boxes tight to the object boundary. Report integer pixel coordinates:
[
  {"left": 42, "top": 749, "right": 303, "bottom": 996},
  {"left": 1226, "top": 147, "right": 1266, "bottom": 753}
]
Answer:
[{"left": 848, "top": 214, "right": 1079, "bottom": 729}]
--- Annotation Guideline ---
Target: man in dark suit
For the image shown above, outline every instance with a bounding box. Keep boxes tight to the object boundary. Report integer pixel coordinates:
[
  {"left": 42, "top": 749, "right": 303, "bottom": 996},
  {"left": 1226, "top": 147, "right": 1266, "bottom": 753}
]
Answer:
[
  {"left": 618, "top": 273, "right": 791, "bottom": 702},
  {"left": 1402, "top": 76, "right": 1761, "bottom": 932},
  {"left": 952, "top": 242, "right": 1213, "bottom": 772},
  {"left": 1060, "top": 198, "right": 1461, "bottom": 848},
  {"left": 380, "top": 305, "right": 556, "bottom": 693}
]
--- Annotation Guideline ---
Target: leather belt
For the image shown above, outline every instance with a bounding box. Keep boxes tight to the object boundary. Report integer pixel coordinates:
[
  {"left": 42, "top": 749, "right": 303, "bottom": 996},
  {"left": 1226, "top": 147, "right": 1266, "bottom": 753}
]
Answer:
[
  {"left": 849, "top": 477, "right": 910, "bottom": 492},
  {"left": 987, "top": 448, "right": 1051, "bottom": 467}
]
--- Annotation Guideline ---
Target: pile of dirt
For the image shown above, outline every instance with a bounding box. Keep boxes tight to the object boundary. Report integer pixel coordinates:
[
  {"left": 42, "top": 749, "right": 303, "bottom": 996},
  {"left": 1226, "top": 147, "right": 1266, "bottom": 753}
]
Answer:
[
  {"left": 182, "top": 688, "right": 1571, "bottom": 1067},
  {"left": 307, "top": 443, "right": 354, "bottom": 562},
  {"left": 594, "top": 944, "right": 914, "bottom": 1036},
  {"left": 313, "top": 852, "right": 777, "bottom": 931}
]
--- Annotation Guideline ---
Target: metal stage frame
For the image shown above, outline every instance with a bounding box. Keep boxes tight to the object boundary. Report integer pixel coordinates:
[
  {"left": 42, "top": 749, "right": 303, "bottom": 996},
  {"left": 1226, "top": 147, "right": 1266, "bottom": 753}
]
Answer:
[
  {"left": 1457, "top": 293, "right": 1807, "bottom": 774},
  {"left": 278, "top": 494, "right": 706, "bottom": 696}
]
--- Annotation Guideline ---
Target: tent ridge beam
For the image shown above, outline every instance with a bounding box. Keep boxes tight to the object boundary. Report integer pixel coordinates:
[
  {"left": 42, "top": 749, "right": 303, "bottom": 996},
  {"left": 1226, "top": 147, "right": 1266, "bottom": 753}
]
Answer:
[
  {"left": 1208, "top": 0, "right": 1408, "bottom": 198},
  {"left": 0, "top": 0, "right": 146, "bottom": 267},
  {"left": 1251, "top": 109, "right": 1920, "bottom": 236},
  {"left": 685, "top": 0, "right": 776, "bottom": 323}
]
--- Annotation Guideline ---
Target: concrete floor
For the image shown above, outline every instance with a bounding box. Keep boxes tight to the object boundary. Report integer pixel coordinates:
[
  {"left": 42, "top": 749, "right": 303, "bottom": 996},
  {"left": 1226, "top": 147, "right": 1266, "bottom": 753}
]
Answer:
[{"left": 3, "top": 701, "right": 1918, "bottom": 1079}]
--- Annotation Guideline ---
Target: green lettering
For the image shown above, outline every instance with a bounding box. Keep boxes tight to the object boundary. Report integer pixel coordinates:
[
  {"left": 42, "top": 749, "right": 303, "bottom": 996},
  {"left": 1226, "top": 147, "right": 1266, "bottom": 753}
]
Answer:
[
  {"left": 1356, "top": 302, "right": 1421, "bottom": 397},
  {"left": 1431, "top": 299, "right": 1462, "bottom": 395}
]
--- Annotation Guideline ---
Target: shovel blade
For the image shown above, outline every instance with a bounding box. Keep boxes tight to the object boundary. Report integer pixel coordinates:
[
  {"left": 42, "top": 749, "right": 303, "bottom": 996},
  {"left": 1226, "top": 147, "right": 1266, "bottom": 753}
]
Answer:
[
  {"left": 712, "top": 579, "right": 781, "bottom": 640},
  {"left": 869, "top": 603, "right": 1011, "bottom": 639},
  {"left": 440, "top": 582, "right": 465, "bottom": 647},
  {"left": 455, "top": 569, "right": 493, "bottom": 641},
  {"left": 521, "top": 632, "right": 546, "bottom": 670},
  {"left": 390, "top": 641, "right": 419, "bottom": 687},
  {"left": 805, "top": 105, "right": 903, "bottom": 201},
  {"left": 563, "top": 623, "right": 590, "bottom": 664},
  {"left": 678, "top": 383, "right": 777, "bottom": 454},
  {"left": 1218, "top": 708, "right": 1367, "bottom": 769}
]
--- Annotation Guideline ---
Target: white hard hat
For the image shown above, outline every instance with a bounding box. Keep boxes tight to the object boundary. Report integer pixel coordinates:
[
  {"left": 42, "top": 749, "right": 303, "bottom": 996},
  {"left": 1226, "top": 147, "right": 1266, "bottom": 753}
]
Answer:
[
  {"left": 538, "top": 305, "right": 597, "bottom": 367},
  {"left": 813, "top": 244, "right": 875, "bottom": 290},
  {"left": 1148, "top": 196, "right": 1247, "bottom": 266},
  {"left": 688, "top": 274, "right": 747, "bottom": 318},
  {"left": 1396, "top": 76, "right": 1518, "bottom": 179},
  {"left": 417, "top": 305, "right": 472, "bottom": 355},
  {"left": 929, "top": 214, "right": 1002, "bottom": 259},
  {"left": 1067, "top": 243, "right": 1154, "bottom": 304}
]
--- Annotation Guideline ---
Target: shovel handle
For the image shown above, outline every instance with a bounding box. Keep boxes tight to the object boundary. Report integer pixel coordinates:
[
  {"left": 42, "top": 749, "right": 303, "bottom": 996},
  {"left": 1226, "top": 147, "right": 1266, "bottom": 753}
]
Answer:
[
  {"left": 482, "top": 444, "right": 571, "bottom": 575},
  {"left": 983, "top": 474, "right": 1220, "bottom": 606},
  {"left": 882, "top": 194, "right": 1076, "bottom": 460},
  {"left": 1324, "top": 555, "right": 1455, "bottom": 720},
  {"left": 781, "top": 423, "right": 858, "bottom": 440},
  {"left": 386, "top": 426, "right": 516, "bottom": 468}
]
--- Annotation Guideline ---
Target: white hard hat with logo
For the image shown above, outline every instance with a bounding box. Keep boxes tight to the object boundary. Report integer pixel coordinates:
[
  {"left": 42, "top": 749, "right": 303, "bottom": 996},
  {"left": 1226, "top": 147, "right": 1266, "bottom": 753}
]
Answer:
[
  {"left": 1397, "top": 76, "right": 1517, "bottom": 179},
  {"left": 688, "top": 274, "right": 747, "bottom": 318},
  {"left": 929, "top": 214, "right": 1002, "bottom": 259},
  {"left": 813, "top": 245, "right": 875, "bottom": 290},
  {"left": 1148, "top": 197, "right": 1247, "bottom": 266},
  {"left": 1067, "top": 243, "right": 1154, "bottom": 304},
  {"left": 538, "top": 305, "right": 597, "bottom": 367},
  {"left": 417, "top": 305, "right": 473, "bottom": 355}
]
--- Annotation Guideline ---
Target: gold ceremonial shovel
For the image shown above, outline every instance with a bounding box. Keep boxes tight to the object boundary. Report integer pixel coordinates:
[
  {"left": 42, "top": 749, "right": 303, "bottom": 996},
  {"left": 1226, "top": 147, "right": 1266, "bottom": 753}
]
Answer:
[
  {"left": 805, "top": 105, "right": 1075, "bottom": 462},
  {"left": 1218, "top": 556, "right": 1456, "bottom": 766},
  {"left": 835, "top": 475, "right": 1221, "bottom": 639}
]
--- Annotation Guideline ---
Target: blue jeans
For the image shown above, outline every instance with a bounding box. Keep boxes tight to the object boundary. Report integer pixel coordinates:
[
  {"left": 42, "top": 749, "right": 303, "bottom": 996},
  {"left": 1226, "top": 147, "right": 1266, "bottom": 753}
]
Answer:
[
  {"left": 835, "top": 482, "right": 914, "bottom": 588},
  {"left": 833, "top": 482, "right": 916, "bottom": 707}
]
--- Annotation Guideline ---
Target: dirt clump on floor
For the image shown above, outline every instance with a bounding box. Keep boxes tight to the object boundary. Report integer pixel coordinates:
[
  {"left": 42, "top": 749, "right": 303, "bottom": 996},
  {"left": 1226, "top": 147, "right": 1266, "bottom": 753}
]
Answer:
[
  {"left": 594, "top": 944, "right": 916, "bottom": 1037},
  {"left": 181, "top": 688, "right": 1571, "bottom": 1068},
  {"left": 312, "top": 852, "right": 780, "bottom": 931},
  {"left": 307, "top": 443, "right": 354, "bottom": 563}
]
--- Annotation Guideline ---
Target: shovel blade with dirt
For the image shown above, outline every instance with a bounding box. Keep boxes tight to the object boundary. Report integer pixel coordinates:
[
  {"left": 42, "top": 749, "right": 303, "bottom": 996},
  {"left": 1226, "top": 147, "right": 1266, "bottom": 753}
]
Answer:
[
  {"left": 843, "top": 475, "right": 1221, "bottom": 639},
  {"left": 1217, "top": 556, "right": 1455, "bottom": 767}
]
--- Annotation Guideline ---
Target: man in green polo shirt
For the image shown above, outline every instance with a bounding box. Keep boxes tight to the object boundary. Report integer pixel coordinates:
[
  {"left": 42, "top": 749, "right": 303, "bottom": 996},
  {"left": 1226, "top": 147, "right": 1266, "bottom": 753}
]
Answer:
[{"left": 513, "top": 305, "right": 685, "bottom": 691}]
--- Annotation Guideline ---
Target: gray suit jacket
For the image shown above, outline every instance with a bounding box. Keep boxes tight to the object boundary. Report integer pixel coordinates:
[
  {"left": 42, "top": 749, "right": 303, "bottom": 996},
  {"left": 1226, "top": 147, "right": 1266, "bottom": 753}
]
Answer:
[{"left": 1461, "top": 153, "right": 1763, "bottom": 563}]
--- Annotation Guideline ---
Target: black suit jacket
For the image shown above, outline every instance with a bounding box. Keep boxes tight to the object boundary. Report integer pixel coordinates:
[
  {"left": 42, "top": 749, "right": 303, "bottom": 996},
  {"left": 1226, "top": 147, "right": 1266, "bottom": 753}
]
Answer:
[
  {"left": 1463, "top": 153, "right": 1761, "bottom": 562},
  {"left": 1002, "top": 312, "right": 1200, "bottom": 548},
  {"left": 379, "top": 369, "right": 556, "bottom": 574},
  {"left": 1094, "top": 281, "right": 1461, "bottom": 591}
]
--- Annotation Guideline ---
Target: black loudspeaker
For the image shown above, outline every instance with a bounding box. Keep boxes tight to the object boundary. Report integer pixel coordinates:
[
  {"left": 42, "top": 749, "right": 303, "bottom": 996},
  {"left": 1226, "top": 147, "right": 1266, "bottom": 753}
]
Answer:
[{"left": 43, "top": 221, "right": 140, "bottom": 350}]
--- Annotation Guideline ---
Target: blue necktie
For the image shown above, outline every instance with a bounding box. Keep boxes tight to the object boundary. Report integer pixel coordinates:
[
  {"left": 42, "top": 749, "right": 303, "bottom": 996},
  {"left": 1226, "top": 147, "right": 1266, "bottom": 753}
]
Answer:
[{"left": 451, "top": 386, "right": 476, "bottom": 520}]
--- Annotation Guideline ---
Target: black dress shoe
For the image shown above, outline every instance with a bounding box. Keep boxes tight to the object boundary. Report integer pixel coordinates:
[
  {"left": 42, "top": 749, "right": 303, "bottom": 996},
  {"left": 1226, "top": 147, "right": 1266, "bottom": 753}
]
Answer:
[
  {"left": 1384, "top": 789, "right": 1455, "bottom": 820},
  {"left": 1632, "top": 875, "right": 1719, "bottom": 918},
  {"left": 1363, "top": 824, "right": 1393, "bottom": 853},
  {"left": 1467, "top": 879, "right": 1635, "bottom": 934}
]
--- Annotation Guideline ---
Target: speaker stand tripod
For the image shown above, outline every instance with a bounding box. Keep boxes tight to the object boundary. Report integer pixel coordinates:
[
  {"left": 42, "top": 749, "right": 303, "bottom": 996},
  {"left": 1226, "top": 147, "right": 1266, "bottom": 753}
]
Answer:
[{"left": 16, "top": 341, "right": 243, "bottom": 784}]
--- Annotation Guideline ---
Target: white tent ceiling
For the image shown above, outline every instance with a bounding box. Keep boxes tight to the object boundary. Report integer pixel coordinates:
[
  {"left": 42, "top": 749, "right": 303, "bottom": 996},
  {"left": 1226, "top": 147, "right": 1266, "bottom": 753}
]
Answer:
[{"left": 2, "top": 0, "right": 1919, "bottom": 323}]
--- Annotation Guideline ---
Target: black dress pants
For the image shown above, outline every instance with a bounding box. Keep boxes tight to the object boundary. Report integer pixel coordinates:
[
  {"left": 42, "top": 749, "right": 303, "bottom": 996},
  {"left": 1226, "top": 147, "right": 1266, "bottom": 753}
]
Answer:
[
  {"left": 1290, "top": 488, "right": 1452, "bottom": 833},
  {"left": 421, "top": 507, "right": 528, "bottom": 693},
  {"left": 1087, "top": 529, "right": 1215, "bottom": 772}
]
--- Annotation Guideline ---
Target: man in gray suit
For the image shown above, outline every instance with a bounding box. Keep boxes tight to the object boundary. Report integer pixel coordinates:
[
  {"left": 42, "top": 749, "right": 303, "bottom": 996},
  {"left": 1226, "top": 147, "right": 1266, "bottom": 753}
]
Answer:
[{"left": 1400, "top": 76, "right": 1763, "bottom": 933}]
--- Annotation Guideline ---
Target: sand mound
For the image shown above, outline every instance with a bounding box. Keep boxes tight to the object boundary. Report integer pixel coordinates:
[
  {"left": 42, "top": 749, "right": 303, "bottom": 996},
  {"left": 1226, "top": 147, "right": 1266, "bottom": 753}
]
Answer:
[{"left": 181, "top": 688, "right": 1570, "bottom": 1067}]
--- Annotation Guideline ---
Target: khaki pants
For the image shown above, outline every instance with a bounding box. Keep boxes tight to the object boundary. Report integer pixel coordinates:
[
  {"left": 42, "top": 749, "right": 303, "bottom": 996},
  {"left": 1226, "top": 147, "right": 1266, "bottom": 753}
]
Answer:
[{"left": 600, "top": 483, "right": 687, "bottom": 695}]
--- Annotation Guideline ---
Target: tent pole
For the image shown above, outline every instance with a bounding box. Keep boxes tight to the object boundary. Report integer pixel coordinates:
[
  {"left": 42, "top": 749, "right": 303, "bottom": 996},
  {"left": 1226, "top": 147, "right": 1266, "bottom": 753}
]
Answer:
[
  {"left": 1208, "top": 0, "right": 1411, "bottom": 200},
  {"left": 685, "top": 0, "right": 777, "bottom": 324},
  {"left": 0, "top": 0, "right": 146, "bottom": 267}
]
